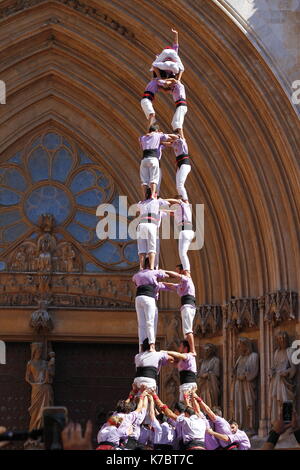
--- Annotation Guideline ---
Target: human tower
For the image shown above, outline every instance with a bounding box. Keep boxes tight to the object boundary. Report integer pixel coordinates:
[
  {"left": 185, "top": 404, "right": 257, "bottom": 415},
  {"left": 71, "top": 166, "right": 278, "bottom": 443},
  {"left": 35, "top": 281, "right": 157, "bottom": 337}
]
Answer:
[{"left": 131, "top": 29, "right": 198, "bottom": 402}]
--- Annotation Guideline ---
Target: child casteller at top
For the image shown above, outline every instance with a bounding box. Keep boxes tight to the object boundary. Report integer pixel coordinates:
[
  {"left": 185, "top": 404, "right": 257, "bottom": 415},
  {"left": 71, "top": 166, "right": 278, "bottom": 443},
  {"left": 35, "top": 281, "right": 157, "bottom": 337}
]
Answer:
[{"left": 141, "top": 29, "right": 187, "bottom": 137}]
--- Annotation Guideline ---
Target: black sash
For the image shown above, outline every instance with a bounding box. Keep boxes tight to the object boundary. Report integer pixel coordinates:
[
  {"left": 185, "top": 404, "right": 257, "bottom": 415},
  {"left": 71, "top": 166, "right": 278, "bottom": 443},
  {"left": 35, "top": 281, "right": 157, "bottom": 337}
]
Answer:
[
  {"left": 98, "top": 441, "right": 117, "bottom": 447},
  {"left": 135, "top": 366, "right": 158, "bottom": 380},
  {"left": 140, "top": 212, "right": 160, "bottom": 226},
  {"left": 142, "top": 149, "right": 158, "bottom": 159},
  {"left": 175, "top": 98, "right": 187, "bottom": 108},
  {"left": 220, "top": 442, "right": 239, "bottom": 450},
  {"left": 179, "top": 370, "right": 197, "bottom": 384},
  {"left": 178, "top": 221, "right": 193, "bottom": 231},
  {"left": 142, "top": 90, "right": 154, "bottom": 101},
  {"left": 176, "top": 153, "right": 191, "bottom": 168},
  {"left": 181, "top": 294, "right": 196, "bottom": 306},
  {"left": 184, "top": 439, "right": 205, "bottom": 449},
  {"left": 136, "top": 284, "right": 156, "bottom": 298}
]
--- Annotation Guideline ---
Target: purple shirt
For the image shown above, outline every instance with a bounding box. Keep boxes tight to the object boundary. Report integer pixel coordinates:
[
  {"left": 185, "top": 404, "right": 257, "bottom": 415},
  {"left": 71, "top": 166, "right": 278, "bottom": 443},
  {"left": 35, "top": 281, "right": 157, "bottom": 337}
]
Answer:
[
  {"left": 139, "top": 132, "right": 170, "bottom": 160},
  {"left": 181, "top": 415, "right": 206, "bottom": 443},
  {"left": 204, "top": 419, "right": 219, "bottom": 450},
  {"left": 213, "top": 416, "right": 232, "bottom": 448},
  {"left": 131, "top": 408, "right": 147, "bottom": 441},
  {"left": 138, "top": 426, "right": 150, "bottom": 446},
  {"left": 172, "top": 82, "right": 186, "bottom": 102},
  {"left": 176, "top": 275, "right": 195, "bottom": 298},
  {"left": 172, "top": 137, "right": 188, "bottom": 157},
  {"left": 151, "top": 419, "right": 175, "bottom": 445},
  {"left": 135, "top": 350, "right": 169, "bottom": 370},
  {"left": 228, "top": 429, "right": 251, "bottom": 450},
  {"left": 132, "top": 269, "right": 167, "bottom": 287},
  {"left": 177, "top": 352, "right": 197, "bottom": 374},
  {"left": 174, "top": 201, "right": 192, "bottom": 225},
  {"left": 137, "top": 198, "right": 170, "bottom": 217},
  {"left": 97, "top": 423, "right": 123, "bottom": 445}
]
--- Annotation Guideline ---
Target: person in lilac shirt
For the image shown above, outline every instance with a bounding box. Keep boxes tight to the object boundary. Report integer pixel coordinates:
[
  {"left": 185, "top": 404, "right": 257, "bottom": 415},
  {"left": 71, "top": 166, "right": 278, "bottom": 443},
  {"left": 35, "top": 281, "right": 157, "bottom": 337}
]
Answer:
[
  {"left": 136, "top": 192, "right": 171, "bottom": 270},
  {"left": 164, "top": 197, "right": 194, "bottom": 272},
  {"left": 163, "top": 265, "right": 197, "bottom": 354},
  {"left": 141, "top": 29, "right": 186, "bottom": 130},
  {"left": 133, "top": 338, "right": 173, "bottom": 391},
  {"left": 151, "top": 29, "right": 184, "bottom": 80},
  {"left": 148, "top": 395, "right": 175, "bottom": 450},
  {"left": 195, "top": 394, "right": 250, "bottom": 450},
  {"left": 139, "top": 124, "right": 178, "bottom": 199},
  {"left": 166, "top": 340, "right": 198, "bottom": 401},
  {"left": 132, "top": 259, "right": 169, "bottom": 350}
]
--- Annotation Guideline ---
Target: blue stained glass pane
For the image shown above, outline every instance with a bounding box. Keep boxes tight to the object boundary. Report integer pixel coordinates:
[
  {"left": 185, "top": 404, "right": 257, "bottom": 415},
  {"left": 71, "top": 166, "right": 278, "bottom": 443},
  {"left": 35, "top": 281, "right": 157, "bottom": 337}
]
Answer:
[
  {"left": 52, "top": 148, "right": 73, "bottom": 182},
  {"left": 92, "top": 241, "right": 121, "bottom": 263},
  {"left": 43, "top": 133, "right": 60, "bottom": 150},
  {"left": 3, "top": 222, "right": 28, "bottom": 242},
  {"left": 25, "top": 185, "right": 71, "bottom": 224},
  {"left": 55, "top": 233, "right": 64, "bottom": 240},
  {"left": 78, "top": 148, "right": 93, "bottom": 164},
  {"left": 0, "top": 210, "right": 21, "bottom": 227},
  {"left": 70, "top": 170, "right": 96, "bottom": 193},
  {"left": 28, "top": 148, "right": 49, "bottom": 182},
  {"left": 97, "top": 175, "right": 110, "bottom": 188},
  {"left": 85, "top": 263, "right": 104, "bottom": 272},
  {"left": 76, "top": 189, "right": 103, "bottom": 207},
  {"left": 67, "top": 222, "right": 90, "bottom": 242},
  {"left": 74, "top": 211, "right": 98, "bottom": 228},
  {"left": 0, "top": 168, "right": 26, "bottom": 191},
  {"left": 8, "top": 152, "right": 22, "bottom": 164},
  {"left": 112, "top": 262, "right": 131, "bottom": 268},
  {"left": 0, "top": 189, "right": 21, "bottom": 205},
  {"left": 124, "top": 243, "right": 139, "bottom": 263},
  {"left": 0, "top": 261, "right": 6, "bottom": 271}
]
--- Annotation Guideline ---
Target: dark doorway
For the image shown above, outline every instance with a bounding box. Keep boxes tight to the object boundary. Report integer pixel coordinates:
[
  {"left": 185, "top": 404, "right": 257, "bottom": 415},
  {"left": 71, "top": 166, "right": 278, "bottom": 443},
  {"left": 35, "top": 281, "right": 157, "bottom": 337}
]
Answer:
[
  {"left": 0, "top": 342, "right": 31, "bottom": 446},
  {"left": 53, "top": 342, "right": 137, "bottom": 446}
]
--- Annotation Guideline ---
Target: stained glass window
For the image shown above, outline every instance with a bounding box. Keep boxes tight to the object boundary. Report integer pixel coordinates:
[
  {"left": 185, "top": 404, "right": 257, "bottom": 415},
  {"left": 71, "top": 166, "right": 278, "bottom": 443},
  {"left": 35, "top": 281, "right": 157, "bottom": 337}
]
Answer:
[{"left": 0, "top": 131, "right": 139, "bottom": 271}]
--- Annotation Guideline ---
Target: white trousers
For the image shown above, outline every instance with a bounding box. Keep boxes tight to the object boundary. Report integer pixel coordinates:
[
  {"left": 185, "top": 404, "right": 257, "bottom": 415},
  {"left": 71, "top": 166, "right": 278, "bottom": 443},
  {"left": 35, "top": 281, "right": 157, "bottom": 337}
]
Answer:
[
  {"left": 140, "top": 157, "right": 160, "bottom": 186},
  {"left": 137, "top": 223, "right": 157, "bottom": 254},
  {"left": 152, "top": 60, "right": 180, "bottom": 74},
  {"left": 153, "top": 49, "right": 184, "bottom": 72},
  {"left": 133, "top": 377, "right": 157, "bottom": 392},
  {"left": 135, "top": 295, "right": 158, "bottom": 345},
  {"left": 178, "top": 230, "right": 195, "bottom": 271},
  {"left": 154, "top": 236, "right": 160, "bottom": 269},
  {"left": 172, "top": 106, "right": 187, "bottom": 130},
  {"left": 141, "top": 98, "right": 155, "bottom": 119},
  {"left": 179, "top": 383, "right": 198, "bottom": 401},
  {"left": 181, "top": 304, "right": 196, "bottom": 335},
  {"left": 176, "top": 164, "right": 191, "bottom": 201}
]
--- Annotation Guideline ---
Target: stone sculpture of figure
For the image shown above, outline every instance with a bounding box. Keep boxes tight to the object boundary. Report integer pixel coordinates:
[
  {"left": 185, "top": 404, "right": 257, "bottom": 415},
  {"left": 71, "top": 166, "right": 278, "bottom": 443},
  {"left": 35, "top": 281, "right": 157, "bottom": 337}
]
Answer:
[
  {"left": 269, "top": 331, "right": 296, "bottom": 422},
  {"left": 198, "top": 343, "right": 220, "bottom": 407},
  {"left": 37, "top": 233, "right": 56, "bottom": 273},
  {"left": 231, "top": 337, "right": 259, "bottom": 434},
  {"left": 25, "top": 343, "right": 55, "bottom": 430}
]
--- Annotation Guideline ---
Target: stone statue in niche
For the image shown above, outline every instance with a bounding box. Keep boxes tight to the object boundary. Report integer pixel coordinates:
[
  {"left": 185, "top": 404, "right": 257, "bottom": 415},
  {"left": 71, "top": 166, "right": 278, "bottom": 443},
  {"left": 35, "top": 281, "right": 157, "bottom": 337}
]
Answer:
[
  {"left": 11, "top": 246, "right": 27, "bottom": 271},
  {"left": 25, "top": 342, "right": 55, "bottom": 430},
  {"left": 231, "top": 337, "right": 259, "bottom": 434},
  {"left": 198, "top": 343, "right": 220, "bottom": 407},
  {"left": 269, "top": 331, "right": 296, "bottom": 422},
  {"left": 37, "top": 233, "right": 55, "bottom": 272}
]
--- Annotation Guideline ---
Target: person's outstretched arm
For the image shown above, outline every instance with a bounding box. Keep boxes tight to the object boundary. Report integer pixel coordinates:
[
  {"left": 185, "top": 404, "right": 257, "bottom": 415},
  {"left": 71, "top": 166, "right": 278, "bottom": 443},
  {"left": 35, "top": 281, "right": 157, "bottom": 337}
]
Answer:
[
  {"left": 206, "top": 428, "right": 229, "bottom": 442},
  {"left": 164, "top": 270, "right": 182, "bottom": 280},
  {"left": 193, "top": 393, "right": 217, "bottom": 422},
  {"left": 151, "top": 391, "right": 178, "bottom": 420},
  {"left": 172, "top": 28, "right": 179, "bottom": 48},
  {"left": 166, "top": 350, "right": 187, "bottom": 361}
]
